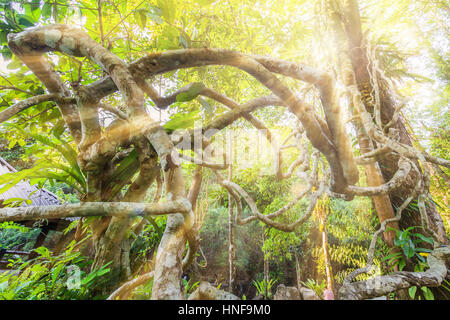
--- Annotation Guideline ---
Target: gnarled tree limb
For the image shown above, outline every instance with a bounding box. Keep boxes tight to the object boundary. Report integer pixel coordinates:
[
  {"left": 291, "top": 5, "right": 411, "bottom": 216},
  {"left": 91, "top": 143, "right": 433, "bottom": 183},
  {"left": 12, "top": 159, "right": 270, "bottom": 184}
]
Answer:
[
  {"left": 338, "top": 246, "right": 450, "bottom": 300},
  {"left": 0, "top": 199, "right": 192, "bottom": 222}
]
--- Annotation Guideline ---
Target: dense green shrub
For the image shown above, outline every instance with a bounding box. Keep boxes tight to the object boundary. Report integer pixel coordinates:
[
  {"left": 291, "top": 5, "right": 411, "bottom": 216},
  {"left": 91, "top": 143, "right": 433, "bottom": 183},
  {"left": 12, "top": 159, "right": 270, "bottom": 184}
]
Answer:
[
  {"left": 0, "top": 240, "right": 111, "bottom": 300},
  {"left": 0, "top": 222, "right": 40, "bottom": 251}
]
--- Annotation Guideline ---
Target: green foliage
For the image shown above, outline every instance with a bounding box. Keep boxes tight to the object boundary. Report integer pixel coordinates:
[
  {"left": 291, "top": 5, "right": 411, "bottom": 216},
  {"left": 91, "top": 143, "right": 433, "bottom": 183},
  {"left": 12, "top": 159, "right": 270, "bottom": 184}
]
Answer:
[
  {"left": 0, "top": 0, "right": 39, "bottom": 59},
  {"left": 163, "top": 109, "right": 200, "bottom": 133},
  {"left": 0, "top": 241, "right": 111, "bottom": 300},
  {"left": 199, "top": 206, "right": 235, "bottom": 268},
  {"left": 129, "top": 215, "right": 166, "bottom": 265},
  {"left": 252, "top": 278, "right": 277, "bottom": 299},
  {"left": 200, "top": 206, "right": 262, "bottom": 274},
  {"left": 408, "top": 284, "right": 434, "bottom": 300},
  {"left": 104, "top": 149, "right": 140, "bottom": 201},
  {"left": 262, "top": 225, "right": 308, "bottom": 263},
  {"left": 407, "top": 261, "right": 435, "bottom": 300},
  {"left": 327, "top": 244, "right": 375, "bottom": 283},
  {"left": 0, "top": 221, "right": 39, "bottom": 251},
  {"left": 301, "top": 278, "right": 326, "bottom": 297},
  {"left": 43, "top": 180, "right": 80, "bottom": 204},
  {"left": 320, "top": 197, "right": 384, "bottom": 284},
  {"left": 371, "top": 36, "right": 432, "bottom": 82},
  {"left": 130, "top": 277, "right": 154, "bottom": 300},
  {"left": 183, "top": 278, "right": 199, "bottom": 298},
  {"left": 0, "top": 124, "right": 86, "bottom": 196},
  {"left": 175, "top": 83, "right": 205, "bottom": 102},
  {"left": 222, "top": 164, "right": 310, "bottom": 265},
  {"left": 0, "top": 143, "right": 30, "bottom": 170},
  {"left": 382, "top": 226, "right": 434, "bottom": 271}
]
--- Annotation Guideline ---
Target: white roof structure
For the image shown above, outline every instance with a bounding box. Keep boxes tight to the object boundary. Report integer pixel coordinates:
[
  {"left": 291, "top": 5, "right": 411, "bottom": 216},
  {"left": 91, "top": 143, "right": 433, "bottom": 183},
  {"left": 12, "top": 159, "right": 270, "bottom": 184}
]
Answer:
[{"left": 0, "top": 156, "right": 61, "bottom": 208}]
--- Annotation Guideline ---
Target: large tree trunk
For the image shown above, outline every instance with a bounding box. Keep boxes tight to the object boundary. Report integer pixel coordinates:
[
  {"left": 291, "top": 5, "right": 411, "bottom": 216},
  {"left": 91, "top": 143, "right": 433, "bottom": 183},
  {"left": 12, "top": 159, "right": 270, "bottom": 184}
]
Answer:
[
  {"left": 90, "top": 141, "right": 159, "bottom": 292},
  {"left": 326, "top": 0, "right": 399, "bottom": 246},
  {"left": 339, "top": 0, "right": 447, "bottom": 245}
]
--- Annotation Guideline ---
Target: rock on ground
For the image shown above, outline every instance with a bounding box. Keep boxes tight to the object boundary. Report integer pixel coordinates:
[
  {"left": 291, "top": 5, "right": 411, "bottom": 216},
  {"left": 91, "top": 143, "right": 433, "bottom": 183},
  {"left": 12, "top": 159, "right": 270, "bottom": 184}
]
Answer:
[
  {"left": 274, "top": 284, "right": 302, "bottom": 300},
  {"left": 299, "top": 287, "right": 321, "bottom": 300}
]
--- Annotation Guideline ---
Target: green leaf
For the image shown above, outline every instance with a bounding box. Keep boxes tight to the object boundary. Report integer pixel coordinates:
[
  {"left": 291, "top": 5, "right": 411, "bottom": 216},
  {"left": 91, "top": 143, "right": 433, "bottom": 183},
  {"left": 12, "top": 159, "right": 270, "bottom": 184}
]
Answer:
[
  {"left": 382, "top": 251, "right": 401, "bottom": 261},
  {"left": 41, "top": 2, "right": 52, "bottom": 18},
  {"left": 104, "top": 149, "right": 139, "bottom": 201},
  {"left": 52, "top": 119, "right": 66, "bottom": 138},
  {"left": 0, "top": 30, "right": 8, "bottom": 44},
  {"left": 416, "top": 247, "right": 432, "bottom": 253},
  {"left": 13, "top": 280, "right": 33, "bottom": 293},
  {"left": 51, "top": 263, "right": 64, "bottom": 287},
  {"left": 0, "top": 282, "right": 8, "bottom": 293},
  {"left": 163, "top": 110, "right": 200, "bottom": 132},
  {"left": 402, "top": 240, "right": 415, "bottom": 258},
  {"left": 414, "top": 233, "right": 434, "bottom": 245},
  {"left": 416, "top": 254, "right": 426, "bottom": 263},
  {"left": 421, "top": 287, "right": 434, "bottom": 300},
  {"left": 157, "top": 0, "right": 176, "bottom": 23},
  {"left": 17, "top": 138, "right": 26, "bottom": 147},
  {"left": 30, "top": 0, "right": 40, "bottom": 11},
  {"left": 0, "top": 46, "right": 12, "bottom": 60},
  {"left": 81, "top": 273, "right": 96, "bottom": 285},
  {"left": 146, "top": 4, "right": 163, "bottom": 24},
  {"left": 408, "top": 286, "right": 417, "bottom": 299},
  {"left": 2, "top": 197, "right": 31, "bottom": 207},
  {"left": 198, "top": 97, "right": 212, "bottom": 115},
  {"left": 96, "top": 267, "right": 110, "bottom": 277},
  {"left": 16, "top": 14, "right": 35, "bottom": 27},
  {"left": 8, "top": 139, "right": 17, "bottom": 149},
  {"left": 161, "top": 25, "right": 180, "bottom": 47},
  {"left": 398, "top": 259, "right": 406, "bottom": 271},
  {"left": 7, "top": 59, "right": 22, "bottom": 70},
  {"left": 4, "top": 123, "right": 85, "bottom": 191},
  {"left": 176, "top": 83, "right": 205, "bottom": 102},
  {"left": 34, "top": 246, "right": 50, "bottom": 258},
  {"left": 134, "top": 8, "right": 147, "bottom": 29}
]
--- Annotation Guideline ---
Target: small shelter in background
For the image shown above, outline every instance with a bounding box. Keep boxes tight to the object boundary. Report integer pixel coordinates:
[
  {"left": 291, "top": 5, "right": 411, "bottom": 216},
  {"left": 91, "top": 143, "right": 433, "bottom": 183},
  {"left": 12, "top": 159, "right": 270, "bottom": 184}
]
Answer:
[
  {"left": 0, "top": 156, "right": 75, "bottom": 268},
  {"left": 0, "top": 157, "right": 62, "bottom": 207}
]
